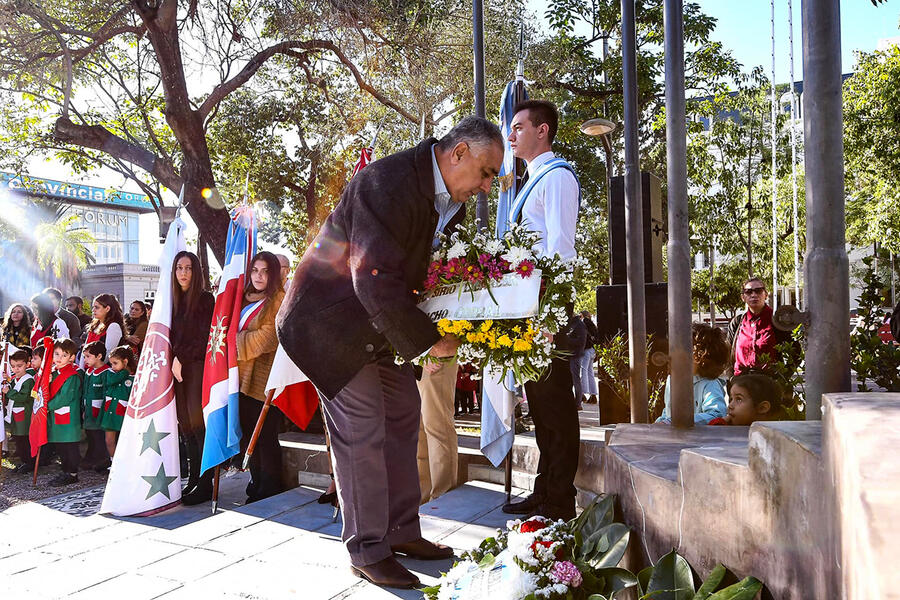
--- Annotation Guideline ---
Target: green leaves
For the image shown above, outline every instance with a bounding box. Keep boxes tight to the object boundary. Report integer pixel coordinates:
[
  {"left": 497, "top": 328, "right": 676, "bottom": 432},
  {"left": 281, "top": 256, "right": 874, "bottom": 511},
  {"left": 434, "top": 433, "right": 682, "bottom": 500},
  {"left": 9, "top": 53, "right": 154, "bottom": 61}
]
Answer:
[
  {"left": 692, "top": 564, "right": 726, "bottom": 600},
  {"left": 704, "top": 577, "right": 763, "bottom": 600},
  {"left": 642, "top": 550, "right": 695, "bottom": 600}
]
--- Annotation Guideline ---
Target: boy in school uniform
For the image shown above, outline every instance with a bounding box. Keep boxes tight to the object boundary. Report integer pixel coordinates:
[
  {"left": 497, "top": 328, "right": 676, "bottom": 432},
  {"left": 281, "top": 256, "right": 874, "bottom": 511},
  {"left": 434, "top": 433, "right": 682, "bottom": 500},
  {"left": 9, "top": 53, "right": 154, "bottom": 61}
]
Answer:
[
  {"left": 81, "top": 341, "right": 110, "bottom": 471},
  {"left": 28, "top": 345, "right": 42, "bottom": 377},
  {"left": 3, "top": 350, "right": 35, "bottom": 473},
  {"left": 47, "top": 338, "right": 83, "bottom": 486},
  {"left": 99, "top": 346, "right": 135, "bottom": 462}
]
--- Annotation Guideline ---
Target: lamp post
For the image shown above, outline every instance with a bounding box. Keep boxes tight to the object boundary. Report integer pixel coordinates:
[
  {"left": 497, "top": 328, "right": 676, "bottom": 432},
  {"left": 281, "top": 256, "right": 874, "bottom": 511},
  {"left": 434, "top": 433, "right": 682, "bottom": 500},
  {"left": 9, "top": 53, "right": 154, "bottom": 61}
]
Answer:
[{"left": 581, "top": 118, "right": 617, "bottom": 284}]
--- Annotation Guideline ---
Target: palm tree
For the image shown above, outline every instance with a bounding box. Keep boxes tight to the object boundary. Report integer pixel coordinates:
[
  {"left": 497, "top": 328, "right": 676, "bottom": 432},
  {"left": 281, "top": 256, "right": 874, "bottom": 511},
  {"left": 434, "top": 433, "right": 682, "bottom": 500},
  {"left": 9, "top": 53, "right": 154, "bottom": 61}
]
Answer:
[{"left": 34, "top": 204, "right": 96, "bottom": 291}]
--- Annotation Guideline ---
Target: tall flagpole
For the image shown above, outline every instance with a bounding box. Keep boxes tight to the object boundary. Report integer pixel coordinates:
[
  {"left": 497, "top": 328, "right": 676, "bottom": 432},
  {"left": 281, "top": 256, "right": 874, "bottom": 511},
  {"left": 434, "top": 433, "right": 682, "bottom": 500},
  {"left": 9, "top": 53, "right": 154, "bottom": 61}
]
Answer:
[
  {"left": 473, "top": 0, "right": 488, "bottom": 230},
  {"left": 787, "top": 0, "right": 801, "bottom": 308},
  {"left": 770, "top": 0, "right": 779, "bottom": 308}
]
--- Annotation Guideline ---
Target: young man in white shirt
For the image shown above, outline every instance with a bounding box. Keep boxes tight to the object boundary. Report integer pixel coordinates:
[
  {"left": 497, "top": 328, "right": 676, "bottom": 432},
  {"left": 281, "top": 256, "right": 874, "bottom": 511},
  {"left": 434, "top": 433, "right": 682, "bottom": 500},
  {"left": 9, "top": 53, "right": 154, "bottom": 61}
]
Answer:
[{"left": 501, "top": 99, "right": 581, "bottom": 521}]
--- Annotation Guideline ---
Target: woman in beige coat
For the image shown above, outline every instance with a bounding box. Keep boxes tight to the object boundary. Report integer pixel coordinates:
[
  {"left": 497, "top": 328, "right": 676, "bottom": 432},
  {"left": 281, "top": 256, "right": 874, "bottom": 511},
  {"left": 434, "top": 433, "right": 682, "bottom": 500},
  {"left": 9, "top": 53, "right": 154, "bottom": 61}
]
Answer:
[{"left": 237, "top": 251, "right": 285, "bottom": 503}]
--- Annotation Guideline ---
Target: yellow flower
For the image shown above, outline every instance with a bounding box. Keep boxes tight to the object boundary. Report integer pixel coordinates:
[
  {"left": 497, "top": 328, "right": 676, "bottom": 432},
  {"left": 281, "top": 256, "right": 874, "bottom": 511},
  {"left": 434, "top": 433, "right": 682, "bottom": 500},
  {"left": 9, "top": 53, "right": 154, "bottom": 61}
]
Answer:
[
  {"left": 480, "top": 320, "right": 493, "bottom": 333},
  {"left": 512, "top": 326, "right": 522, "bottom": 334},
  {"left": 498, "top": 334, "right": 513, "bottom": 348},
  {"left": 466, "top": 332, "right": 483, "bottom": 343},
  {"left": 513, "top": 339, "right": 532, "bottom": 352},
  {"left": 437, "top": 319, "right": 452, "bottom": 334},
  {"left": 458, "top": 320, "right": 473, "bottom": 332}
]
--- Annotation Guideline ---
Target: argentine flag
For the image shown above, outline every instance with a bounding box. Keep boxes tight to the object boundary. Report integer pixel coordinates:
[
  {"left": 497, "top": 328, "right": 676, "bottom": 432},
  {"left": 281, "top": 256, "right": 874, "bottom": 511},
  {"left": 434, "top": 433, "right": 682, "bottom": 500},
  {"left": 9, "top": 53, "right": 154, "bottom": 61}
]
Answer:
[{"left": 200, "top": 207, "right": 256, "bottom": 474}]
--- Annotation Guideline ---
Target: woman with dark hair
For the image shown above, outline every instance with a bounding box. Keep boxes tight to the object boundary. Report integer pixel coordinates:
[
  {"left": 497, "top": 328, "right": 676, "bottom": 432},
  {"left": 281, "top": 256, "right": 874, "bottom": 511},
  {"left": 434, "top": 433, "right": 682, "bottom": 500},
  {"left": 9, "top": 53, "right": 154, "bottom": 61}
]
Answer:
[
  {"left": 30, "top": 293, "right": 69, "bottom": 346},
  {"left": 655, "top": 323, "right": 730, "bottom": 425},
  {"left": 236, "top": 250, "right": 285, "bottom": 504},
  {"left": 170, "top": 250, "right": 216, "bottom": 505},
  {"left": 83, "top": 294, "right": 125, "bottom": 365},
  {"left": 2, "top": 303, "right": 32, "bottom": 347},
  {"left": 123, "top": 300, "right": 149, "bottom": 355}
]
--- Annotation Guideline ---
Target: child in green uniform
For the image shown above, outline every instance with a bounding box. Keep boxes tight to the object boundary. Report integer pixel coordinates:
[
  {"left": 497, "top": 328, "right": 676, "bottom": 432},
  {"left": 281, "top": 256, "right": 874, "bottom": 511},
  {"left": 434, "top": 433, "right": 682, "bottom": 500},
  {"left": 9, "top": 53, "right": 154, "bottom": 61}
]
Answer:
[
  {"left": 2, "top": 350, "right": 35, "bottom": 473},
  {"left": 81, "top": 341, "right": 111, "bottom": 472},
  {"left": 28, "top": 345, "right": 42, "bottom": 377},
  {"left": 101, "top": 345, "right": 135, "bottom": 460},
  {"left": 47, "top": 338, "right": 83, "bottom": 486}
]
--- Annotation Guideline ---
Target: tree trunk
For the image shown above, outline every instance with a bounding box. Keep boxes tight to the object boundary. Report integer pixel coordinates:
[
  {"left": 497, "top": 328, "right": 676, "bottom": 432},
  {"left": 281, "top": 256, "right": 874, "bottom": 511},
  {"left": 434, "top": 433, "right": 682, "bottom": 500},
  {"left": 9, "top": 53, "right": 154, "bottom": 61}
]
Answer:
[{"left": 304, "top": 151, "right": 320, "bottom": 245}]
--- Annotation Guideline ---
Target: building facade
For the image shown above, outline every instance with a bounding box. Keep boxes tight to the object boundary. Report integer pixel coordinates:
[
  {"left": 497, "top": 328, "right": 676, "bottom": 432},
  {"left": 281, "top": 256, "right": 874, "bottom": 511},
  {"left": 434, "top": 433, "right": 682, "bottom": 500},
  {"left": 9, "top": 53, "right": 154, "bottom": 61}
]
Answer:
[{"left": 0, "top": 172, "right": 158, "bottom": 314}]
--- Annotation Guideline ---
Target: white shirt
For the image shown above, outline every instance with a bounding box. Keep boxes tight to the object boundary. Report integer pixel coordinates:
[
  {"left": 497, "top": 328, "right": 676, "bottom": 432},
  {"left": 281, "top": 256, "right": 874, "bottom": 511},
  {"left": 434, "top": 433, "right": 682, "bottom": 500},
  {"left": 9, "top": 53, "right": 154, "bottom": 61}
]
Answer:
[
  {"left": 520, "top": 151, "right": 579, "bottom": 261},
  {"left": 431, "top": 144, "right": 462, "bottom": 247}
]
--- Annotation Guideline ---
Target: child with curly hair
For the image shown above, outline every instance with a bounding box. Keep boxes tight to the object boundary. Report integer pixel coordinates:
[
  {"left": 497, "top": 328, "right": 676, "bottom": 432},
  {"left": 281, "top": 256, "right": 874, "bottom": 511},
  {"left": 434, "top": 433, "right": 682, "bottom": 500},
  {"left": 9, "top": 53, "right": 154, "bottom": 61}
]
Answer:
[{"left": 656, "top": 323, "right": 730, "bottom": 425}]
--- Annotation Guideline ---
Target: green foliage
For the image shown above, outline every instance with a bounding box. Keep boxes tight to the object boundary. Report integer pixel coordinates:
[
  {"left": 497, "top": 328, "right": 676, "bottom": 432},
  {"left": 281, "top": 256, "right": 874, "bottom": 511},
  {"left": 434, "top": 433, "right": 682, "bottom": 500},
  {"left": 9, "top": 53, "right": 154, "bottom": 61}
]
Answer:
[
  {"left": 642, "top": 549, "right": 694, "bottom": 600},
  {"left": 771, "top": 326, "right": 806, "bottom": 418},
  {"left": 637, "top": 555, "right": 763, "bottom": 600},
  {"left": 596, "top": 333, "right": 667, "bottom": 414},
  {"left": 844, "top": 47, "right": 900, "bottom": 254},
  {"left": 691, "top": 259, "right": 752, "bottom": 319},
  {"left": 850, "top": 257, "right": 900, "bottom": 391}
]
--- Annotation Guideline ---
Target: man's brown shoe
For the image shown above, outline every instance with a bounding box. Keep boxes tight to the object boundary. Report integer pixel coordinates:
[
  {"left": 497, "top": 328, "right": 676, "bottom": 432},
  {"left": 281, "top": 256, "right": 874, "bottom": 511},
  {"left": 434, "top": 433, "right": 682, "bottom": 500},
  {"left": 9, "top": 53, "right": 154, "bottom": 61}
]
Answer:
[
  {"left": 351, "top": 556, "right": 421, "bottom": 589},
  {"left": 391, "top": 537, "right": 454, "bottom": 560}
]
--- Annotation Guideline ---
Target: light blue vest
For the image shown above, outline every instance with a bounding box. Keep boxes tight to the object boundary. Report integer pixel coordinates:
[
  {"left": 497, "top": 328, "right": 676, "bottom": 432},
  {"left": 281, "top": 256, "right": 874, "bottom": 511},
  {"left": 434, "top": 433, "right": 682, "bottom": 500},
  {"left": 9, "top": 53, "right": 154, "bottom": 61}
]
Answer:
[{"left": 502, "top": 158, "right": 582, "bottom": 235}]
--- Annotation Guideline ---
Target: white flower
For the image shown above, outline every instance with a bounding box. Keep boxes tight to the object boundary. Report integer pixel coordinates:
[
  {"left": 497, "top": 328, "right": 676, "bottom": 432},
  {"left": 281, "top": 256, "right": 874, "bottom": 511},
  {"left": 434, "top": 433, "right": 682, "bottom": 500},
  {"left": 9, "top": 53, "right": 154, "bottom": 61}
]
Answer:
[
  {"left": 485, "top": 239, "right": 504, "bottom": 255},
  {"left": 431, "top": 250, "right": 445, "bottom": 262},
  {"left": 502, "top": 246, "right": 532, "bottom": 265},
  {"left": 447, "top": 240, "right": 469, "bottom": 259}
]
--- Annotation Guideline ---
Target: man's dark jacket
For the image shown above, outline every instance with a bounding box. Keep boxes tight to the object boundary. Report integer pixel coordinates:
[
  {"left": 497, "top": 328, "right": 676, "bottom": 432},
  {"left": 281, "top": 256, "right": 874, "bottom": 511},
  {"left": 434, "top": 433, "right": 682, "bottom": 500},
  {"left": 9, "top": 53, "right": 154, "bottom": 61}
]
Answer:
[{"left": 276, "top": 138, "right": 465, "bottom": 399}]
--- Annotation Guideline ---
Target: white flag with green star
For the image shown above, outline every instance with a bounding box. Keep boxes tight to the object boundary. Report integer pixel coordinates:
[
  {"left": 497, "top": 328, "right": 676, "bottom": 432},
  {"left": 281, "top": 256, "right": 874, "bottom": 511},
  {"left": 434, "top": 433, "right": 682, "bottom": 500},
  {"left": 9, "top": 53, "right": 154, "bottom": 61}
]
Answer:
[{"left": 100, "top": 218, "right": 186, "bottom": 516}]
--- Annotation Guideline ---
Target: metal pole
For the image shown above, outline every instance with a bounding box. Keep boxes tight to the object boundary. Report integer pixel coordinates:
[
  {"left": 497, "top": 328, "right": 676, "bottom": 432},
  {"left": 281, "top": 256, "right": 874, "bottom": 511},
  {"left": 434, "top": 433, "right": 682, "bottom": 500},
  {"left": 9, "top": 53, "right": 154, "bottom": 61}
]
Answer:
[
  {"left": 664, "top": 0, "right": 692, "bottom": 429},
  {"left": 709, "top": 240, "right": 716, "bottom": 325},
  {"left": 788, "top": 0, "right": 801, "bottom": 308},
  {"left": 473, "top": 0, "right": 488, "bottom": 229},
  {"left": 621, "top": 0, "right": 648, "bottom": 423},
  {"left": 770, "top": 0, "right": 779, "bottom": 309},
  {"left": 801, "top": 0, "right": 850, "bottom": 419},
  {"left": 746, "top": 116, "right": 755, "bottom": 277}
]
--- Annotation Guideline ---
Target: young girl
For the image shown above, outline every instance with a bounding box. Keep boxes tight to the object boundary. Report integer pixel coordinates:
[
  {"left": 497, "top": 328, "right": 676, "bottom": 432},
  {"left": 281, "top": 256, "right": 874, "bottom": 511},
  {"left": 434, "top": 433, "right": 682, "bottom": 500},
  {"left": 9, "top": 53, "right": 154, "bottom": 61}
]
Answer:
[
  {"left": 81, "top": 341, "right": 110, "bottom": 471},
  {"left": 100, "top": 345, "right": 135, "bottom": 461},
  {"left": 83, "top": 294, "right": 125, "bottom": 367},
  {"left": 2, "top": 303, "right": 32, "bottom": 347},
  {"left": 712, "top": 374, "right": 782, "bottom": 426},
  {"left": 123, "top": 300, "right": 149, "bottom": 356},
  {"left": 656, "top": 323, "right": 730, "bottom": 425}
]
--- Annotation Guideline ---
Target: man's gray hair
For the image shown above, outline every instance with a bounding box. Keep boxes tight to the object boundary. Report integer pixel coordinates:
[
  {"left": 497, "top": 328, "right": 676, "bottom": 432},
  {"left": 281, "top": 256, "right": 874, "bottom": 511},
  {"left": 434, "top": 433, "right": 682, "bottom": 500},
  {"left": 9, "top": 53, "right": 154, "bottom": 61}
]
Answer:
[{"left": 437, "top": 116, "right": 504, "bottom": 153}]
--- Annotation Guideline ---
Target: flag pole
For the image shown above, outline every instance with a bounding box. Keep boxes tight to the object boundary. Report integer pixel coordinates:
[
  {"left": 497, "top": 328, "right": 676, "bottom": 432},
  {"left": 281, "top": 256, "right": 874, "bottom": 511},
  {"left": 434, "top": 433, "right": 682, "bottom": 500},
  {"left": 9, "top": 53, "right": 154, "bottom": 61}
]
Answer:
[
  {"left": 32, "top": 448, "right": 40, "bottom": 487},
  {"left": 242, "top": 388, "right": 274, "bottom": 471},
  {"left": 211, "top": 465, "right": 220, "bottom": 514}
]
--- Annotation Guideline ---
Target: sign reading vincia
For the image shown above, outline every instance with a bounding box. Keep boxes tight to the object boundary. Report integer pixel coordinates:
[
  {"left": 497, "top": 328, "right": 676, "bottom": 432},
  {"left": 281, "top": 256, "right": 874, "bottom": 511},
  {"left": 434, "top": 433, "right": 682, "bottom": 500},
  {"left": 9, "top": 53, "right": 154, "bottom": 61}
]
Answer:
[
  {"left": 0, "top": 172, "right": 154, "bottom": 213},
  {"left": 416, "top": 270, "right": 542, "bottom": 322}
]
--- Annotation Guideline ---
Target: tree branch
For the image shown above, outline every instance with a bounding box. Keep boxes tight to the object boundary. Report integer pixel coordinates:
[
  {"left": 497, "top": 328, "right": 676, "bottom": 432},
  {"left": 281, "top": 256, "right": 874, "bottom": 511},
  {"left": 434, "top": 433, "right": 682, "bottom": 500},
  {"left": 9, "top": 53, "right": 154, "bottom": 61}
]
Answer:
[
  {"left": 53, "top": 116, "right": 181, "bottom": 192},
  {"left": 198, "top": 39, "right": 433, "bottom": 126}
]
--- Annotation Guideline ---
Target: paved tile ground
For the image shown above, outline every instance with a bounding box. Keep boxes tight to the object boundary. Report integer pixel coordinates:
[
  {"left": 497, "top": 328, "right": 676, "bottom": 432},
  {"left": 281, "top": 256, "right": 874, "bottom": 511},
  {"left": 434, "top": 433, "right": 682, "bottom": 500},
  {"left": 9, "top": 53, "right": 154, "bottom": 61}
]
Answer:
[{"left": 0, "top": 472, "right": 523, "bottom": 600}]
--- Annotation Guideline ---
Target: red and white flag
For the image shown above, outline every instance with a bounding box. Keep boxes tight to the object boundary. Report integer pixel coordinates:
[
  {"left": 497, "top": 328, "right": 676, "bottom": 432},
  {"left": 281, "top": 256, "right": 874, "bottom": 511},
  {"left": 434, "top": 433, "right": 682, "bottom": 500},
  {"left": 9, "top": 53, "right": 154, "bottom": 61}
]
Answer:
[
  {"left": 101, "top": 218, "right": 186, "bottom": 516},
  {"left": 28, "top": 337, "right": 54, "bottom": 457},
  {"left": 264, "top": 346, "right": 319, "bottom": 431},
  {"left": 351, "top": 147, "right": 373, "bottom": 179}
]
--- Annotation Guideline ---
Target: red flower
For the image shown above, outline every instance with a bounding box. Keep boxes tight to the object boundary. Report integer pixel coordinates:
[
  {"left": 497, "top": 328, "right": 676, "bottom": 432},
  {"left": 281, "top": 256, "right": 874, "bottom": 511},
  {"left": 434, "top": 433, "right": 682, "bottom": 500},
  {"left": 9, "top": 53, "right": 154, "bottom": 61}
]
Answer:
[
  {"left": 515, "top": 260, "right": 535, "bottom": 278},
  {"left": 519, "top": 519, "right": 547, "bottom": 533},
  {"left": 529, "top": 539, "right": 565, "bottom": 559}
]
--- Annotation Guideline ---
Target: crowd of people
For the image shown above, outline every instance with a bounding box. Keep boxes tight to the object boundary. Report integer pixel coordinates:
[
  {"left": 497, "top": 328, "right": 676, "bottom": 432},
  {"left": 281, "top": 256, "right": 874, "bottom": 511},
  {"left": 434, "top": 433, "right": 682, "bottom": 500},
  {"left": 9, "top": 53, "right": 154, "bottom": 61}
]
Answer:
[
  {"left": 1, "top": 287, "right": 146, "bottom": 486},
  {"left": 0, "top": 248, "right": 289, "bottom": 506}
]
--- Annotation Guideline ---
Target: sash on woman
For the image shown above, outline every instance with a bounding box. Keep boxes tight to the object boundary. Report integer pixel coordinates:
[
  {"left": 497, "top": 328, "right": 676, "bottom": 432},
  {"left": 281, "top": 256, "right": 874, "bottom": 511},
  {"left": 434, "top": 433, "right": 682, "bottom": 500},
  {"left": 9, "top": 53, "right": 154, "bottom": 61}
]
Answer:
[{"left": 238, "top": 299, "right": 266, "bottom": 332}]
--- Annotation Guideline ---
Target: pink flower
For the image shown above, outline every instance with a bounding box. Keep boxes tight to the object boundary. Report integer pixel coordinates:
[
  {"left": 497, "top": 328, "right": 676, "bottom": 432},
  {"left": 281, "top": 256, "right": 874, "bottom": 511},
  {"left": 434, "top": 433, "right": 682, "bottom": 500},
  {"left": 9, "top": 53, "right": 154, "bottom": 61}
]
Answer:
[
  {"left": 550, "top": 561, "right": 582, "bottom": 587},
  {"left": 516, "top": 259, "right": 535, "bottom": 278},
  {"left": 478, "top": 253, "right": 493, "bottom": 266},
  {"left": 443, "top": 257, "right": 467, "bottom": 280}
]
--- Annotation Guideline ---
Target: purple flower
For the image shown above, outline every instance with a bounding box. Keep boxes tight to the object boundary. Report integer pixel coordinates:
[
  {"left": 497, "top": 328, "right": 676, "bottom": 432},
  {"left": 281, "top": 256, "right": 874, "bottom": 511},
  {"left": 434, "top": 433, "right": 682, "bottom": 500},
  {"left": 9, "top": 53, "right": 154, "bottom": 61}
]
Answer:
[
  {"left": 478, "top": 253, "right": 493, "bottom": 266},
  {"left": 550, "top": 561, "right": 582, "bottom": 587}
]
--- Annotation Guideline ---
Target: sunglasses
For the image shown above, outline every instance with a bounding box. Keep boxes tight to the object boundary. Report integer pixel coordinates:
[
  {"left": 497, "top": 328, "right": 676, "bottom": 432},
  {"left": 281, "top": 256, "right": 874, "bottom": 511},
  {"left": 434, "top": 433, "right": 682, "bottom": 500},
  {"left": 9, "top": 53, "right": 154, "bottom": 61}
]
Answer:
[{"left": 742, "top": 286, "right": 766, "bottom": 296}]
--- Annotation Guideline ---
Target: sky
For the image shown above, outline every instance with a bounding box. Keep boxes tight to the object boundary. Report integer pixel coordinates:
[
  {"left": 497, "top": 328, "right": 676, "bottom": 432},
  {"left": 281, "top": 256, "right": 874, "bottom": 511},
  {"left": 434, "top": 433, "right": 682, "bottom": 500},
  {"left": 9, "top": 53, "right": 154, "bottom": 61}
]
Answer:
[{"left": 694, "top": 0, "right": 900, "bottom": 82}]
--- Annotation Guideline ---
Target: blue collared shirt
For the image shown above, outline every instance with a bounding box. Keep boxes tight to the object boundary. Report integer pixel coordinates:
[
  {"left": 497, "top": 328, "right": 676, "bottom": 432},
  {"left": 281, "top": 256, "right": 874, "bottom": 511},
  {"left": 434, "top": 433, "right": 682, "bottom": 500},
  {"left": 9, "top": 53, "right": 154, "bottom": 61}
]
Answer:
[{"left": 431, "top": 144, "right": 462, "bottom": 248}]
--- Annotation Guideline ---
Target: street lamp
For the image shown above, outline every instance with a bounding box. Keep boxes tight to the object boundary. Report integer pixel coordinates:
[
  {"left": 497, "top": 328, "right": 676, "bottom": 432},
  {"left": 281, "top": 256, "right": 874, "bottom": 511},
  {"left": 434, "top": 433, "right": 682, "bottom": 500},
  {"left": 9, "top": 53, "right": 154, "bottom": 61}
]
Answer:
[{"left": 581, "top": 118, "right": 618, "bottom": 286}]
